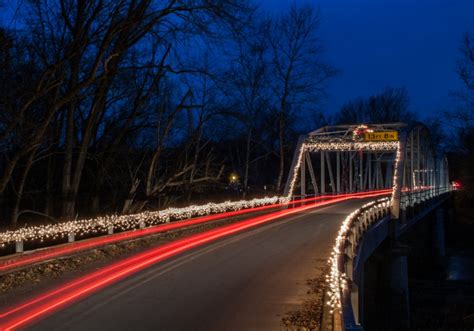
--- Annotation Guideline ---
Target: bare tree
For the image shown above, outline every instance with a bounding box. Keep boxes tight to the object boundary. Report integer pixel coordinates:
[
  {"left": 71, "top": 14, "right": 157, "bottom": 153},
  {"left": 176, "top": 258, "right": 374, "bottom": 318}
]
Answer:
[
  {"left": 9, "top": 0, "right": 254, "bottom": 218},
  {"left": 219, "top": 19, "right": 271, "bottom": 197},
  {"left": 268, "top": 3, "right": 336, "bottom": 192},
  {"left": 1, "top": 0, "right": 321, "bottom": 225}
]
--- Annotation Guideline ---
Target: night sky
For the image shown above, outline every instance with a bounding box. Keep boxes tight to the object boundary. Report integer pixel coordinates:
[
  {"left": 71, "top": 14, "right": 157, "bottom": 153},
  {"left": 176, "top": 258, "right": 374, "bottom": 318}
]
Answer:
[
  {"left": 260, "top": 0, "right": 474, "bottom": 120},
  {"left": 2, "top": 0, "right": 473, "bottom": 120}
]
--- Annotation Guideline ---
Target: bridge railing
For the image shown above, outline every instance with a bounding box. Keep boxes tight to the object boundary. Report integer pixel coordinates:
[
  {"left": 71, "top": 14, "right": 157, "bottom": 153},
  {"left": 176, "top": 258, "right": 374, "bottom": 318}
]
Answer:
[
  {"left": 0, "top": 196, "right": 286, "bottom": 255},
  {"left": 326, "top": 197, "right": 391, "bottom": 327},
  {"left": 328, "top": 186, "right": 451, "bottom": 329},
  {"left": 400, "top": 186, "right": 450, "bottom": 209}
]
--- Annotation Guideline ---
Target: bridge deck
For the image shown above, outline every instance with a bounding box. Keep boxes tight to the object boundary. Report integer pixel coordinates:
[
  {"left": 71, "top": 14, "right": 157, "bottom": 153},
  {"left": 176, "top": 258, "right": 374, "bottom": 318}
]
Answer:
[{"left": 18, "top": 198, "right": 376, "bottom": 331}]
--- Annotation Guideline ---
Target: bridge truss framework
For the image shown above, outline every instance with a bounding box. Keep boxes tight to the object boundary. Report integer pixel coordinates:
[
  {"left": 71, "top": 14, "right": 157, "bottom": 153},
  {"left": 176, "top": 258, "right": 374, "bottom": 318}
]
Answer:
[{"left": 283, "top": 122, "right": 450, "bottom": 220}]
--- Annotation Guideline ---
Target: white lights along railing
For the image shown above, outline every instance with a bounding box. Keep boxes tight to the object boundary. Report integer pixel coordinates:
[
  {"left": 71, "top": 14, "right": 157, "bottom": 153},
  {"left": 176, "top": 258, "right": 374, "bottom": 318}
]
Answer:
[
  {"left": 326, "top": 185, "right": 451, "bottom": 317},
  {"left": 0, "top": 196, "right": 288, "bottom": 250},
  {"left": 326, "top": 198, "right": 391, "bottom": 314}
]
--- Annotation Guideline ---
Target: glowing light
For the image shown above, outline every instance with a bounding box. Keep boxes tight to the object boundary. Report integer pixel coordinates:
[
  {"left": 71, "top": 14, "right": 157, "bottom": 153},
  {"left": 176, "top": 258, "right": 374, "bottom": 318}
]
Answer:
[
  {"left": 325, "top": 178, "right": 449, "bottom": 316},
  {"left": 390, "top": 141, "right": 402, "bottom": 208},
  {"left": 0, "top": 196, "right": 288, "bottom": 248},
  {"left": 305, "top": 141, "right": 399, "bottom": 152},
  {"left": 286, "top": 142, "right": 307, "bottom": 199},
  {"left": 452, "top": 181, "right": 461, "bottom": 190},
  {"left": 352, "top": 124, "right": 369, "bottom": 140},
  {"left": 229, "top": 173, "right": 239, "bottom": 183},
  {"left": 286, "top": 139, "right": 398, "bottom": 200},
  {"left": 0, "top": 203, "right": 282, "bottom": 273},
  {"left": 325, "top": 198, "right": 391, "bottom": 314}
]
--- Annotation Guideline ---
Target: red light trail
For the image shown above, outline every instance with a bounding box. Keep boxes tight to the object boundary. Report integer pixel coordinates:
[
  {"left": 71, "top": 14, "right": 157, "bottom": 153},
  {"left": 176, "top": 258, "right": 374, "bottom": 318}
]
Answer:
[
  {"left": 0, "top": 191, "right": 389, "bottom": 330},
  {"left": 0, "top": 190, "right": 390, "bottom": 274}
]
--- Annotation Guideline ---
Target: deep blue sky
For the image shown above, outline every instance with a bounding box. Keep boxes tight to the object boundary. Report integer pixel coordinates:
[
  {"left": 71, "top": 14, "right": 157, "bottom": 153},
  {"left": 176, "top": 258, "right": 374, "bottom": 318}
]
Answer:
[
  {"left": 260, "top": 0, "right": 474, "bottom": 120},
  {"left": 2, "top": 0, "right": 473, "bottom": 120}
]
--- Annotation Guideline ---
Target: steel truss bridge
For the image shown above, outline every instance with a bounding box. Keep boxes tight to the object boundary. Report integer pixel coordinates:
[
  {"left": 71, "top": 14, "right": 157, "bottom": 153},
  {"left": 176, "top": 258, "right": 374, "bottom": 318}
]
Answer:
[
  {"left": 285, "top": 122, "right": 449, "bottom": 204},
  {"left": 284, "top": 122, "right": 451, "bottom": 330},
  {"left": 0, "top": 122, "right": 452, "bottom": 331}
]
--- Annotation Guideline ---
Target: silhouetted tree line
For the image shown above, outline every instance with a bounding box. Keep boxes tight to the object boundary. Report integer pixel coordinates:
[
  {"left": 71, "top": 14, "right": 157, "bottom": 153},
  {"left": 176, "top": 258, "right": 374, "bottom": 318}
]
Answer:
[
  {"left": 0, "top": 1, "right": 336, "bottom": 225},
  {"left": 1, "top": 1, "right": 468, "bottom": 227}
]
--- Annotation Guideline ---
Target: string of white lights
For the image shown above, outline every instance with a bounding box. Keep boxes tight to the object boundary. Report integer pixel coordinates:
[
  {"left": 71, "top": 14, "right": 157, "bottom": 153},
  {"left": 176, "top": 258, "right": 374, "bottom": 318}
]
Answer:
[
  {"left": 305, "top": 141, "right": 399, "bottom": 152},
  {"left": 325, "top": 183, "right": 448, "bottom": 315},
  {"left": 0, "top": 196, "right": 289, "bottom": 247},
  {"left": 286, "top": 140, "right": 399, "bottom": 200},
  {"left": 390, "top": 141, "right": 402, "bottom": 207},
  {"left": 286, "top": 142, "right": 306, "bottom": 199},
  {"left": 325, "top": 198, "right": 390, "bottom": 314}
]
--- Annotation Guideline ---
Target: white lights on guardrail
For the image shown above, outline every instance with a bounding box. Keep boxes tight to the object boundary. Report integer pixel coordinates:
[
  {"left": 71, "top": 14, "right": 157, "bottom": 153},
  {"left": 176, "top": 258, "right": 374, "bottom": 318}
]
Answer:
[
  {"left": 0, "top": 196, "right": 289, "bottom": 248},
  {"left": 326, "top": 198, "right": 390, "bottom": 314}
]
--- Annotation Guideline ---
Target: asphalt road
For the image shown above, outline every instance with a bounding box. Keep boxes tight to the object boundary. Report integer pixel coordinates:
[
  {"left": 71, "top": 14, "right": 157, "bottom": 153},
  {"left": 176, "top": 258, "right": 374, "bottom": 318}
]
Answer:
[{"left": 30, "top": 198, "right": 372, "bottom": 331}]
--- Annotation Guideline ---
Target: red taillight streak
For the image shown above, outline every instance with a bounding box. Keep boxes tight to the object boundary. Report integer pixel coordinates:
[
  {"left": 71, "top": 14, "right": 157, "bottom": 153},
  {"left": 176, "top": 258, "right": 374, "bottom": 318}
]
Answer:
[
  {"left": 0, "top": 191, "right": 389, "bottom": 330},
  {"left": 0, "top": 189, "right": 391, "bottom": 273},
  {"left": 3, "top": 208, "right": 309, "bottom": 330},
  {"left": 1, "top": 199, "right": 340, "bottom": 321},
  {"left": 1, "top": 190, "right": 391, "bottom": 311},
  {"left": 1, "top": 195, "right": 367, "bottom": 319},
  {"left": 0, "top": 203, "right": 281, "bottom": 272}
]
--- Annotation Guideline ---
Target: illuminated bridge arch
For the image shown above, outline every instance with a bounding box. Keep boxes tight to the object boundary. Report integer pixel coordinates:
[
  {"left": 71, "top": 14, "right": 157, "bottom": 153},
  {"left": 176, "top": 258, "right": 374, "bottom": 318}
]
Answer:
[{"left": 283, "top": 123, "right": 450, "bottom": 218}]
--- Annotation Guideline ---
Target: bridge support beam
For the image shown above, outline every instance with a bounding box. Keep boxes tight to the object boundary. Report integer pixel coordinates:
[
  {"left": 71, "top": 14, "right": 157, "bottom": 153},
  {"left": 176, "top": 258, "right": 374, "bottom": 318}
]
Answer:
[{"left": 300, "top": 151, "right": 306, "bottom": 198}]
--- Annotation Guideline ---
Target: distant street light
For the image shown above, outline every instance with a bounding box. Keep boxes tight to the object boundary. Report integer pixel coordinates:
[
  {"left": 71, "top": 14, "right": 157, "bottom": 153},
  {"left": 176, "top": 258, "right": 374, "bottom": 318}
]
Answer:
[{"left": 229, "top": 173, "right": 239, "bottom": 184}]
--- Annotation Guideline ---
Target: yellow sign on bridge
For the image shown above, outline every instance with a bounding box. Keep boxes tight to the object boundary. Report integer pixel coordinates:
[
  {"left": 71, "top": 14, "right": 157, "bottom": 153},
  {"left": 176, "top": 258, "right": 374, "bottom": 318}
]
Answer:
[{"left": 364, "top": 131, "right": 398, "bottom": 141}]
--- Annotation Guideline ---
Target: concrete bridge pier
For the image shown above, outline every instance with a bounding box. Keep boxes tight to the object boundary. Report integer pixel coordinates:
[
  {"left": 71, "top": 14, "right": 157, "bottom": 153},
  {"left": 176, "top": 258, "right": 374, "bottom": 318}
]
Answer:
[
  {"left": 387, "top": 242, "right": 410, "bottom": 331},
  {"left": 348, "top": 281, "right": 364, "bottom": 331}
]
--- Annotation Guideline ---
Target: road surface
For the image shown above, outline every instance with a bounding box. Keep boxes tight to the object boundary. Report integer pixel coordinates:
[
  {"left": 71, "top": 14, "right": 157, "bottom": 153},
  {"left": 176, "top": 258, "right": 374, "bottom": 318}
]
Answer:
[{"left": 28, "top": 198, "right": 372, "bottom": 331}]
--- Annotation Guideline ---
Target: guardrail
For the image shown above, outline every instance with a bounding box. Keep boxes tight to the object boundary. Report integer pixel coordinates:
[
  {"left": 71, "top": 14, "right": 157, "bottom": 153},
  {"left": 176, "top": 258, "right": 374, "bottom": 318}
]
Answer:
[
  {"left": 326, "top": 186, "right": 451, "bottom": 330},
  {"left": 326, "top": 198, "right": 391, "bottom": 317},
  {"left": 400, "top": 187, "right": 450, "bottom": 210},
  {"left": 0, "top": 196, "right": 285, "bottom": 254}
]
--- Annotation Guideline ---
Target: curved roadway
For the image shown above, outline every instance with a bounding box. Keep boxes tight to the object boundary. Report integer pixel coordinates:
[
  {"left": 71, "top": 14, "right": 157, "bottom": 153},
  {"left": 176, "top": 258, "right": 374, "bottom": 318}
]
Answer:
[{"left": 26, "top": 198, "right": 373, "bottom": 331}]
